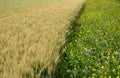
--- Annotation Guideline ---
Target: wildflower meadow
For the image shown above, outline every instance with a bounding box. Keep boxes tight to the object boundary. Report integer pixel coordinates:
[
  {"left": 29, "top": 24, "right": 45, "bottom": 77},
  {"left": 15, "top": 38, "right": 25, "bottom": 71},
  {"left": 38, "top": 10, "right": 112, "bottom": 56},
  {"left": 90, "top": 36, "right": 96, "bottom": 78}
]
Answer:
[{"left": 59, "top": 0, "right": 120, "bottom": 77}]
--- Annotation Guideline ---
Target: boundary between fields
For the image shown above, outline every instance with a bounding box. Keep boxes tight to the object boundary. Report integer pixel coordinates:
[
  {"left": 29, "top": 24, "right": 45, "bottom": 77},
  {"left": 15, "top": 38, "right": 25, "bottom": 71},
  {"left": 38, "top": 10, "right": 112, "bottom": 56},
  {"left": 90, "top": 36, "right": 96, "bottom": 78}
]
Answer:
[{"left": 54, "top": 3, "right": 86, "bottom": 78}]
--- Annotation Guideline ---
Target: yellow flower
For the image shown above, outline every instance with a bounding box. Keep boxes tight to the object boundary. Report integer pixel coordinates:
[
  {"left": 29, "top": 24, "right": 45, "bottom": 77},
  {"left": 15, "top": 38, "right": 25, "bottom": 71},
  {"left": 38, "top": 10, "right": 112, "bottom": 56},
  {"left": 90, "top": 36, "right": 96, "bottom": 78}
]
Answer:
[
  {"left": 112, "top": 56, "right": 114, "bottom": 59},
  {"left": 67, "top": 69, "right": 71, "bottom": 72},
  {"left": 101, "top": 66, "right": 104, "bottom": 69},
  {"left": 114, "top": 51, "right": 119, "bottom": 55},
  {"left": 70, "top": 42, "right": 72, "bottom": 45},
  {"left": 116, "top": 76, "right": 119, "bottom": 78},
  {"left": 108, "top": 52, "right": 110, "bottom": 56},
  {"left": 70, "top": 51, "right": 74, "bottom": 57},
  {"left": 75, "top": 39, "right": 77, "bottom": 42},
  {"left": 92, "top": 68, "right": 96, "bottom": 71},
  {"left": 104, "top": 72, "right": 106, "bottom": 75},
  {"left": 80, "top": 52, "right": 83, "bottom": 54},
  {"left": 65, "top": 57, "right": 67, "bottom": 59},
  {"left": 101, "top": 53, "right": 103, "bottom": 56},
  {"left": 74, "top": 67, "right": 76, "bottom": 70},
  {"left": 63, "top": 48, "right": 66, "bottom": 52},
  {"left": 109, "top": 76, "right": 111, "bottom": 78},
  {"left": 112, "top": 69, "right": 116, "bottom": 72},
  {"left": 84, "top": 47, "right": 87, "bottom": 51},
  {"left": 107, "top": 56, "right": 110, "bottom": 59},
  {"left": 118, "top": 72, "right": 119, "bottom": 75},
  {"left": 92, "top": 73, "right": 95, "bottom": 77},
  {"left": 95, "top": 39, "right": 98, "bottom": 41},
  {"left": 105, "top": 61, "right": 108, "bottom": 64}
]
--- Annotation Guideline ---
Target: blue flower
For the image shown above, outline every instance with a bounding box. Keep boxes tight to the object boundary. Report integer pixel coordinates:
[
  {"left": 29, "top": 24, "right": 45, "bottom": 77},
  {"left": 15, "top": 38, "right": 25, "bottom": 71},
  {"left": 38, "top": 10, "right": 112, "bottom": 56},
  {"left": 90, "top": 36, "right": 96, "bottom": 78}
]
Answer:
[{"left": 86, "top": 50, "right": 94, "bottom": 55}]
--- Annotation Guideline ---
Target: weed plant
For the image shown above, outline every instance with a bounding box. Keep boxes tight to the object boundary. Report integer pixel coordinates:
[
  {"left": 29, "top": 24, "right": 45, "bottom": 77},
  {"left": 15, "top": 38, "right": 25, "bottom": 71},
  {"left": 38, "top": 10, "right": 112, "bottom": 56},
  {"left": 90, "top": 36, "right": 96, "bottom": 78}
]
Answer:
[{"left": 60, "top": 0, "right": 120, "bottom": 77}]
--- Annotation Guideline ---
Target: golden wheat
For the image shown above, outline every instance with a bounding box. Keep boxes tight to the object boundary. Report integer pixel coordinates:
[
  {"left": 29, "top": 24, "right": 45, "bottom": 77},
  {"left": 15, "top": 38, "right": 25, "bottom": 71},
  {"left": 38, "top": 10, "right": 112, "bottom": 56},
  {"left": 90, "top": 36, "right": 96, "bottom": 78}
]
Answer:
[{"left": 0, "top": 0, "right": 85, "bottom": 78}]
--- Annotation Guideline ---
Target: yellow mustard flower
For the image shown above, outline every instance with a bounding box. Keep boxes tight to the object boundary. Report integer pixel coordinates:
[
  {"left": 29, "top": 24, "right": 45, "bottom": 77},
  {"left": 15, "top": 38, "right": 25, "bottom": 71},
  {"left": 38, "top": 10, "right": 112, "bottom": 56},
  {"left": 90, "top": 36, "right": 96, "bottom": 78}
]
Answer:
[
  {"left": 118, "top": 72, "right": 119, "bottom": 75},
  {"left": 112, "top": 69, "right": 116, "bottom": 72},
  {"left": 105, "top": 61, "right": 108, "bottom": 64},
  {"left": 92, "top": 68, "right": 96, "bottom": 71},
  {"left": 74, "top": 67, "right": 76, "bottom": 70},
  {"left": 116, "top": 76, "right": 119, "bottom": 78},
  {"left": 112, "top": 55, "right": 114, "bottom": 59},
  {"left": 84, "top": 47, "right": 87, "bottom": 51},
  {"left": 70, "top": 51, "right": 74, "bottom": 57},
  {"left": 109, "top": 76, "right": 111, "bottom": 78},
  {"left": 114, "top": 51, "right": 119, "bottom": 55},
  {"left": 92, "top": 73, "right": 95, "bottom": 77},
  {"left": 67, "top": 69, "right": 71, "bottom": 72},
  {"left": 63, "top": 48, "right": 66, "bottom": 52},
  {"left": 92, "top": 77, "right": 95, "bottom": 78},
  {"left": 108, "top": 52, "right": 110, "bottom": 56},
  {"left": 101, "top": 53, "right": 103, "bottom": 56},
  {"left": 85, "top": 66, "right": 88, "bottom": 70},
  {"left": 101, "top": 66, "right": 104, "bottom": 69},
  {"left": 104, "top": 72, "right": 106, "bottom": 75},
  {"left": 107, "top": 56, "right": 110, "bottom": 59}
]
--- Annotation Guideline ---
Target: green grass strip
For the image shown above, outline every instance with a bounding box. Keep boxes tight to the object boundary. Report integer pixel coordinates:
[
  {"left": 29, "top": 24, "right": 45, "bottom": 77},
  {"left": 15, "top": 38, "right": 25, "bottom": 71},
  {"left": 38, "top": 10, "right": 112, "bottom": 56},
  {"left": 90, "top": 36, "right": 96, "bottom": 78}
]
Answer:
[{"left": 60, "top": 0, "right": 120, "bottom": 77}]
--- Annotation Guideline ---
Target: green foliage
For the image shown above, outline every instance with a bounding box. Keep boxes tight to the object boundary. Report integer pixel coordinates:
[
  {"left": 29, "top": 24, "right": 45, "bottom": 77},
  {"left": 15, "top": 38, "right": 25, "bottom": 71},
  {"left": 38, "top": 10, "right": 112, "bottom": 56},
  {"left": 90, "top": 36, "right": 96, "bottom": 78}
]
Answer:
[{"left": 60, "top": 0, "right": 120, "bottom": 77}]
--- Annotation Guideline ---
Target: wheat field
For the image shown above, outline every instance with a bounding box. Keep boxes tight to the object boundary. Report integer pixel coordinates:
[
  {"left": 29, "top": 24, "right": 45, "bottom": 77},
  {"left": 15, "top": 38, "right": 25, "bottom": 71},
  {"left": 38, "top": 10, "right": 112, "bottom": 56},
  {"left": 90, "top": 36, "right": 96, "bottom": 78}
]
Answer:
[{"left": 0, "top": 0, "right": 85, "bottom": 78}]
